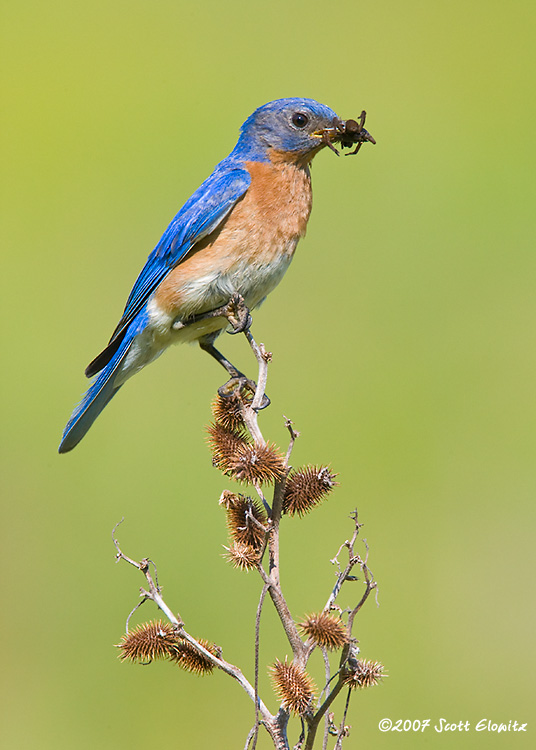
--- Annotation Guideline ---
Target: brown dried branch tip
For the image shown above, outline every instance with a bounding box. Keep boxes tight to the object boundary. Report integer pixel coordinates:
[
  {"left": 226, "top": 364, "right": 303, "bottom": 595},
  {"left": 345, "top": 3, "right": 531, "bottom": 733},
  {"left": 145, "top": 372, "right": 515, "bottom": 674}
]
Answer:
[
  {"left": 342, "top": 659, "right": 385, "bottom": 690},
  {"left": 299, "top": 611, "right": 348, "bottom": 651},
  {"left": 223, "top": 492, "right": 267, "bottom": 549},
  {"left": 211, "top": 391, "right": 251, "bottom": 433},
  {"left": 283, "top": 465, "right": 338, "bottom": 516},
  {"left": 270, "top": 658, "right": 316, "bottom": 716},
  {"left": 116, "top": 620, "right": 179, "bottom": 663},
  {"left": 225, "top": 541, "right": 260, "bottom": 571},
  {"left": 207, "top": 422, "right": 285, "bottom": 484},
  {"left": 170, "top": 638, "right": 221, "bottom": 675}
]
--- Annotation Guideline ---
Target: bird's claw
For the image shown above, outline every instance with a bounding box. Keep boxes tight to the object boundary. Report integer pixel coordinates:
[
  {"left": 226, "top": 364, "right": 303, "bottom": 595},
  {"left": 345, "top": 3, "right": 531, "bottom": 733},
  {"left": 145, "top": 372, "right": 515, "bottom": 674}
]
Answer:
[
  {"left": 217, "top": 376, "right": 270, "bottom": 410},
  {"left": 174, "top": 293, "right": 252, "bottom": 333},
  {"left": 224, "top": 293, "right": 252, "bottom": 335}
]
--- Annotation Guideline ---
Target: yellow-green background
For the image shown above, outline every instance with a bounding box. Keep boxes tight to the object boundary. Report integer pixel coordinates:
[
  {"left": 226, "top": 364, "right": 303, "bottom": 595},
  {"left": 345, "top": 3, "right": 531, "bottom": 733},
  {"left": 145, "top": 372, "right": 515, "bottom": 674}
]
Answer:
[{"left": 2, "top": 1, "right": 535, "bottom": 747}]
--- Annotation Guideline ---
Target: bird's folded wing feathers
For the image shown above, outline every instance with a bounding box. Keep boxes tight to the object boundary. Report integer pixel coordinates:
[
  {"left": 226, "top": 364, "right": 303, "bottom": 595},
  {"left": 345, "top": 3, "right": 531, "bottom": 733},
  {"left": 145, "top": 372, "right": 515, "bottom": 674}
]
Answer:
[{"left": 113, "top": 164, "right": 250, "bottom": 345}]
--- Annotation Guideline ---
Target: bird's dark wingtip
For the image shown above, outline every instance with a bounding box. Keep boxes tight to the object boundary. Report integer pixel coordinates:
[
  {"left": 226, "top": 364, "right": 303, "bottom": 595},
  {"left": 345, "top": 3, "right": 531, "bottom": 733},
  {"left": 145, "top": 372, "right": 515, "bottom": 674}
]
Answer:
[{"left": 85, "top": 337, "right": 123, "bottom": 378}]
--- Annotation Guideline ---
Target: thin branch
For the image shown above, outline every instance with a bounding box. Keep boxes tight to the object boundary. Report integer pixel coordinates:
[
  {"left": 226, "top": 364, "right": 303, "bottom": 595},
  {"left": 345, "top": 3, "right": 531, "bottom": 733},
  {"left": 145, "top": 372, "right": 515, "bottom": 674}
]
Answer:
[
  {"left": 253, "top": 482, "right": 271, "bottom": 515},
  {"left": 245, "top": 331, "right": 271, "bottom": 413},
  {"left": 256, "top": 556, "right": 304, "bottom": 659},
  {"left": 240, "top": 329, "right": 270, "bottom": 443},
  {"left": 293, "top": 720, "right": 306, "bottom": 750},
  {"left": 303, "top": 678, "right": 347, "bottom": 750},
  {"left": 318, "top": 647, "right": 332, "bottom": 709},
  {"left": 320, "top": 648, "right": 331, "bottom": 750},
  {"left": 323, "top": 512, "right": 363, "bottom": 613},
  {"left": 125, "top": 599, "right": 148, "bottom": 633},
  {"left": 244, "top": 727, "right": 256, "bottom": 750},
  {"left": 283, "top": 416, "right": 300, "bottom": 465},
  {"left": 333, "top": 688, "right": 352, "bottom": 750},
  {"left": 347, "top": 576, "right": 375, "bottom": 634},
  {"left": 252, "top": 583, "right": 270, "bottom": 750},
  {"left": 346, "top": 538, "right": 377, "bottom": 635}
]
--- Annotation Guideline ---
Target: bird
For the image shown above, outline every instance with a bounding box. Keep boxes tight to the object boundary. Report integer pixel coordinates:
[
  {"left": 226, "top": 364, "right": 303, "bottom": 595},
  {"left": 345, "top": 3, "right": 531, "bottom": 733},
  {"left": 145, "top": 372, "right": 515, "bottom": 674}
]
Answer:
[{"left": 59, "top": 98, "right": 375, "bottom": 453}]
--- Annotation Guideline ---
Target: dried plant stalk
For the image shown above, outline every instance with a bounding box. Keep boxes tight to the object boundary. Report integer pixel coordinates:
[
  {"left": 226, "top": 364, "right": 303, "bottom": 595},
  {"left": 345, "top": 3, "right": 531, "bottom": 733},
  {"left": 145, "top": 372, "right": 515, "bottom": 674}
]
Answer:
[{"left": 114, "top": 322, "right": 382, "bottom": 750}]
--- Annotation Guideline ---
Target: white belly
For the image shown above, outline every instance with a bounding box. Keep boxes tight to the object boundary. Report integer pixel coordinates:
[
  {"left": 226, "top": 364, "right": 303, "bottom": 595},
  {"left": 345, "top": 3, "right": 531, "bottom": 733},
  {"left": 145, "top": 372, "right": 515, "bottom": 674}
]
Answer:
[{"left": 117, "top": 240, "right": 296, "bottom": 384}]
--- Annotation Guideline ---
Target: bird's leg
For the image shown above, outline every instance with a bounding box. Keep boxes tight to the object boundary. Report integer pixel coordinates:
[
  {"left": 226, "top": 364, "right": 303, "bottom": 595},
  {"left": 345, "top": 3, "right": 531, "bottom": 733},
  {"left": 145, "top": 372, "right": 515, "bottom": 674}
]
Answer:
[
  {"left": 175, "top": 293, "right": 269, "bottom": 408},
  {"left": 199, "top": 335, "right": 270, "bottom": 409},
  {"left": 199, "top": 337, "right": 243, "bottom": 380}
]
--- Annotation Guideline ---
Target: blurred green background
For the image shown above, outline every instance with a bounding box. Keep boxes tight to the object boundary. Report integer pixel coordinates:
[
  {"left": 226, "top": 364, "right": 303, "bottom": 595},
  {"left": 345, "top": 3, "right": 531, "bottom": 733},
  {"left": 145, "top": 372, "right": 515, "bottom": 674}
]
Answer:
[{"left": 2, "top": 0, "right": 535, "bottom": 747}]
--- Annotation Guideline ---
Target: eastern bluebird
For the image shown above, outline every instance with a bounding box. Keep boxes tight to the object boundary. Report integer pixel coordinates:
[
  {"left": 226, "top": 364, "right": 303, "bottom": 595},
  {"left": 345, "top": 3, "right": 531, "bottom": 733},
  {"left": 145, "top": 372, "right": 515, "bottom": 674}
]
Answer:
[{"left": 59, "top": 98, "right": 374, "bottom": 453}]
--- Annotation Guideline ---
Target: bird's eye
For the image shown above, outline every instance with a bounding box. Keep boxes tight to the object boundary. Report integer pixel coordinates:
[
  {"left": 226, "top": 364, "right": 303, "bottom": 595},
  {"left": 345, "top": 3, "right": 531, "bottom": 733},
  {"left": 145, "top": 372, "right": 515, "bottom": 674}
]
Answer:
[{"left": 291, "top": 112, "right": 309, "bottom": 129}]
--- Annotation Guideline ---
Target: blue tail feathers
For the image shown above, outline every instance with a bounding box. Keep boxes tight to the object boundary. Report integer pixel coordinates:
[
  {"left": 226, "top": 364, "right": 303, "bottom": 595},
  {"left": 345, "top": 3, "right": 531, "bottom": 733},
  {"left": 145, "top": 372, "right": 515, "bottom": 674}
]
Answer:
[{"left": 58, "top": 336, "right": 132, "bottom": 453}]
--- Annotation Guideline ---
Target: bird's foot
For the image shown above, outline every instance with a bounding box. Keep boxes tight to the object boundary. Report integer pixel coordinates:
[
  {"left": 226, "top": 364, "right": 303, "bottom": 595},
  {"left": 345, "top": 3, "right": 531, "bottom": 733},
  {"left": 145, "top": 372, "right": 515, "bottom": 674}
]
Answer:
[
  {"left": 173, "top": 293, "right": 251, "bottom": 334},
  {"left": 218, "top": 376, "right": 270, "bottom": 410},
  {"left": 222, "top": 293, "right": 252, "bottom": 335}
]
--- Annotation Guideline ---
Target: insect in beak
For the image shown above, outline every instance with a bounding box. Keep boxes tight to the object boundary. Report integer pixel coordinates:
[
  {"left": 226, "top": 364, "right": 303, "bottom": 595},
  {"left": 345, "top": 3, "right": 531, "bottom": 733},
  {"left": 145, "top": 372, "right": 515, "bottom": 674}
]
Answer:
[{"left": 315, "top": 111, "right": 376, "bottom": 156}]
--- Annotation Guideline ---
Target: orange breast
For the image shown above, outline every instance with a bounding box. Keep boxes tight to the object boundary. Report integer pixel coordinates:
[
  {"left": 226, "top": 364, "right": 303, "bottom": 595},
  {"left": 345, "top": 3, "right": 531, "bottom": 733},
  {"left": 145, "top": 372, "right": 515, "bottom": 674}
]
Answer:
[{"left": 153, "top": 158, "right": 313, "bottom": 318}]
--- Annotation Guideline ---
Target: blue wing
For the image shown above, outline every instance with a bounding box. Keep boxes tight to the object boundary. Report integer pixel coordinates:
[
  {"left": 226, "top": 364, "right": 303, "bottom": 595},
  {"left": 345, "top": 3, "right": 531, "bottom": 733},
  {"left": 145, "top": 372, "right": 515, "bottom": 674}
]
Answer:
[{"left": 85, "top": 160, "right": 251, "bottom": 377}]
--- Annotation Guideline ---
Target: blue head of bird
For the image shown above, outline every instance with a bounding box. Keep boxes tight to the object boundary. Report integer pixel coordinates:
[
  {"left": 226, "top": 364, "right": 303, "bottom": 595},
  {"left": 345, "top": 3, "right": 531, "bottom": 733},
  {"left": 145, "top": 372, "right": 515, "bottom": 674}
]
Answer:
[{"left": 232, "top": 98, "right": 340, "bottom": 162}]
